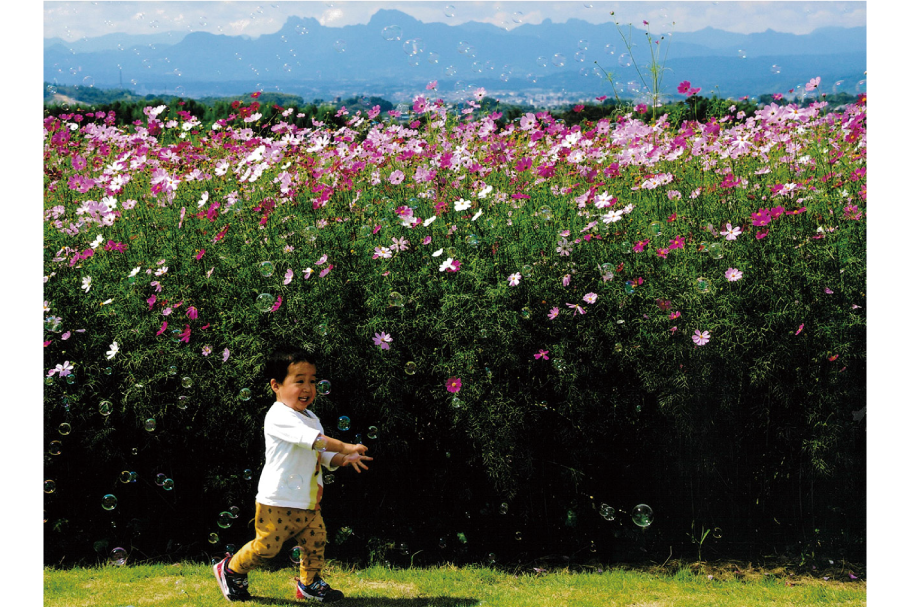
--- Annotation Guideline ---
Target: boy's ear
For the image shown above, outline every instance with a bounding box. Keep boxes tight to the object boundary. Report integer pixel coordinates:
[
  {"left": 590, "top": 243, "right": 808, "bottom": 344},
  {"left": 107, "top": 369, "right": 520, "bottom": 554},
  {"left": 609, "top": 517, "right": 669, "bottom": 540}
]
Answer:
[{"left": 269, "top": 378, "right": 280, "bottom": 393}]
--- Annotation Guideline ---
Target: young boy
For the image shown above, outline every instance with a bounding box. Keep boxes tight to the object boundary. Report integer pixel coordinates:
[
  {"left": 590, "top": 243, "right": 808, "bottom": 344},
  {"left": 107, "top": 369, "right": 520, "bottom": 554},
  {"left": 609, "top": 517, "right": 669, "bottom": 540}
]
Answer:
[{"left": 214, "top": 346, "right": 372, "bottom": 602}]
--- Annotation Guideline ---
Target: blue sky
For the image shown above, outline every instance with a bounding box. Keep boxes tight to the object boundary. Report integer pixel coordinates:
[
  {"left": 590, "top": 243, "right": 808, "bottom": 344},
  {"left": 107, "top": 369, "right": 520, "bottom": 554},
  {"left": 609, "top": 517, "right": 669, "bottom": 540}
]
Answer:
[{"left": 44, "top": 1, "right": 866, "bottom": 41}]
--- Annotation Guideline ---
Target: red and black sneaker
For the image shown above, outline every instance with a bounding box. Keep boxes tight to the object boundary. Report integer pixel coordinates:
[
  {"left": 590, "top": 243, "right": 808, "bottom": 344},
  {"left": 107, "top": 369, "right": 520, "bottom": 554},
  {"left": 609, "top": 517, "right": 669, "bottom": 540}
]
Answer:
[
  {"left": 295, "top": 575, "right": 344, "bottom": 602},
  {"left": 213, "top": 555, "right": 252, "bottom": 602}
]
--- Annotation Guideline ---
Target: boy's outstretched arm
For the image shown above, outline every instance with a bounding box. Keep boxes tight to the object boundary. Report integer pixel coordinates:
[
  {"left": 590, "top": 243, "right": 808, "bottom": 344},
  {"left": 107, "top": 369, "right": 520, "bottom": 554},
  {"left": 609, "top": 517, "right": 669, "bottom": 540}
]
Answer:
[
  {"left": 315, "top": 433, "right": 369, "bottom": 456},
  {"left": 331, "top": 452, "right": 373, "bottom": 473}
]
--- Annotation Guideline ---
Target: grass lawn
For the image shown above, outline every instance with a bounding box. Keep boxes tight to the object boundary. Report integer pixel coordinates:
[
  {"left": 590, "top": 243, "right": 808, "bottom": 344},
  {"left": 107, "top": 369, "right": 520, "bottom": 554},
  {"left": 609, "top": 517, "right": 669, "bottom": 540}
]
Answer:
[{"left": 44, "top": 560, "right": 865, "bottom": 606}]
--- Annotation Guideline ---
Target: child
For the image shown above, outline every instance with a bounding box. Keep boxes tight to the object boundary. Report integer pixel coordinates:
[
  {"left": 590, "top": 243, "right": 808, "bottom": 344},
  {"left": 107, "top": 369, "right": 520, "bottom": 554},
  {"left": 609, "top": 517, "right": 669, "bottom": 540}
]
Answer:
[{"left": 214, "top": 346, "right": 372, "bottom": 602}]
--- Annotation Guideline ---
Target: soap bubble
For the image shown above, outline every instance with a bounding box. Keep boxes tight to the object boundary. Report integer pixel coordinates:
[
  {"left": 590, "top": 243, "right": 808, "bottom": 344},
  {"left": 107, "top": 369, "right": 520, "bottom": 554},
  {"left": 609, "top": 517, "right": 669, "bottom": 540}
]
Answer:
[
  {"left": 256, "top": 293, "right": 276, "bottom": 312},
  {"left": 99, "top": 401, "right": 113, "bottom": 416},
  {"left": 487, "top": 552, "right": 496, "bottom": 563},
  {"left": 499, "top": 503, "right": 508, "bottom": 515},
  {"left": 58, "top": 423, "right": 71, "bottom": 436},
  {"left": 538, "top": 206, "right": 553, "bottom": 221},
  {"left": 388, "top": 291, "right": 405, "bottom": 307},
  {"left": 44, "top": 480, "right": 56, "bottom": 494},
  {"left": 175, "top": 397, "right": 188, "bottom": 410},
  {"left": 317, "top": 379, "right": 331, "bottom": 396},
  {"left": 712, "top": 527, "right": 722, "bottom": 538},
  {"left": 119, "top": 471, "right": 132, "bottom": 484},
  {"left": 367, "top": 426, "right": 378, "bottom": 440},
  {"left": 258, "top": 261, "right": 275, "bottom": 277},
  {"left": 239, "top": 388, "right": 252, "bottom": 401},
  {"left": 770, "top": 64, "right": 781, "bottom": 74},
  {"left": 208, "top": 533, "right": 219, "bottom": 544},
  {"left": 181, "top": 376, "right": 192, "bottom": 388},
  {"left": 144, "top": 418, "right": 156, "bottom": 432},
  {"left": 333, "top": 39, "right": 346, "bottom": 53},
  {"left": 618, "top": 53, "right": 631, "bottom": 67},
  {"left": 102, "top": 494, "right": 118, "bottom": 511},
  {"left": 155, "top": 473, "right": 167, "bottom": 486},
  {"left": 631, "top": 504, "right": 654, "bottom": 527},
  {"left": 439, "top": 537, "right": 447, "bottom": 548},
  {"left": 575, "top": 51, "right": 586, "bottom": 62},
  {"left": 104, "top": 367, "right": 113, "bottom": 375},
  {"left": 520, "top": 307, "right": 531, "bottom": 320},
  {"left": 604, "top": 43, "right": 615, "bottom": 55},
  {"left": 457, "top": 532, "right": 468, "bottom": 544},
  {"left": 45, "top": 316, "right": 62, "bottom": 333},
  {"left": 49, "top": 440, "right": 62, "bottom": 455},
  {"left": 648, "top": 221, "right": 664, "bottom": 236},
  {"left": 707, "top": 242, "right": 723, "bottom": 259},
  {"left": 45, "top": 377, "right": 54, "bottom": 386},
  {"left": 599, "top": 503, "right": 616, "bottom": 520},
  {"left": 402, "top": 38, "right": 424, "bottom": 56},
  {"left": 162, "top": 478, "right": 174, "bottom": 490},
  {"left": 553, "top": 359, "right": 567, "bottom": 373},
  {"left": 444, "top": 5, "right": 455, "bottom": 17},
  {"left": 66, "top": 374, "right": 76, "bottom": 385},
  {"left": 315, "top": 323, "right": 328, "bottom": 336},
  {"left": 229, "top": 506, "right": 240, "bottom": 517},
  {"left": 512, "top": 11, "right": 524, "bottom": 23},
  {"left": 465, "top": 234, "right": 479, "bottom": 247},
  {"left": 243, "top": 469, "right": 254, "bottom": 481},
  {"left": 451, "top": 396, "right": 463, "bottom": 409},
  {"left": 620, "top": 241, "right": 632, "bottom": 254},
  {"left": 552, "top": 53, "right": 566, "bottom": 67},
  {"left": 381, "top": 25, "right": 402, "bottom": 41},
  {"left": 109, "top": 547, "right": 127, "bottom": 566},
  {"left": 404, "top": 361, "right": 417, "bottom": 375},
  {"left": 168, "top": 365, "right": 178, "bottom": 376},
  {"left": 324, "top": 473, "right": 334, "bottom": 484},
  {"left": 337, "top": 416, "right": 351, "bottom": 431},
  {"left": 624, "top": 282, "right": 636, "bottom": 295},
  {"left": 515, "top": 531, "right": 522, "bottom": 540},
  {"left": 737, "top": 49, "right": 747, "bottom": 59},
  {"left": 314, "top": 436, "right": 327, "bottom": 451},
  {"left": 566, "top": 509, "right": 578, "bottom": 527},
  {"left": 336, "top": 526, "right": 353, "bottom": 544},
  {"left": 290, "top": 545, "right": 303, "bottom": 563},
  {"left": 217, "top": 511, "right": 234, "bottom": 528},
  {"left": 694, "top": 277, "right": 711, "bottom": 294}
]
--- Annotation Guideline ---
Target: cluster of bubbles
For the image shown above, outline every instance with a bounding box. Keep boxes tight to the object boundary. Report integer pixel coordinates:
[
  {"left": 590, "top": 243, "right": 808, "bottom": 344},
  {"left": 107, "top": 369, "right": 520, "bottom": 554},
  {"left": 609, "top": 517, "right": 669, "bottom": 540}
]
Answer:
[{"left": 217, "top": 506, "right": 241, "bottom": 529}]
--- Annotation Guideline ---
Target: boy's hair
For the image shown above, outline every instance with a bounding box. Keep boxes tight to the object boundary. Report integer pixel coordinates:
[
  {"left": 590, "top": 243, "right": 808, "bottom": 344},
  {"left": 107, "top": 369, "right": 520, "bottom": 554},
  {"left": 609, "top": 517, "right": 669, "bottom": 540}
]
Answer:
[{"left": 265, "top": 345, "right": 319, "bottom": 384}]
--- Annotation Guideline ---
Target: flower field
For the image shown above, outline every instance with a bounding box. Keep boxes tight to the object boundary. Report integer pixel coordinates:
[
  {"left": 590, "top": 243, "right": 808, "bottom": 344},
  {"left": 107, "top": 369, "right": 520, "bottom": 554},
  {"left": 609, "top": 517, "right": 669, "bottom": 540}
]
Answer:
[{"left": 43, "top": 82, "right": 866, "bottom": 567}]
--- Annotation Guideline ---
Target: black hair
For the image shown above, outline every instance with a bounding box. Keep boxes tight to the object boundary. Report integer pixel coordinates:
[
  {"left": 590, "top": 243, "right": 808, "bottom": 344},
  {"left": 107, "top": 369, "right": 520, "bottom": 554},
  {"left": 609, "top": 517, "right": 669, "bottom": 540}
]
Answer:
[{"left": 264, "top": 345, "right": 319, "bottom": 385}]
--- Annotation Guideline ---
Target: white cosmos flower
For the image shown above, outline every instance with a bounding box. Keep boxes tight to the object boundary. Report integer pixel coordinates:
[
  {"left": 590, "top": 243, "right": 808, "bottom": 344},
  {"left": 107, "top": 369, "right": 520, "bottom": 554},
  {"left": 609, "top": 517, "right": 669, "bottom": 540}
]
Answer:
[
  {"left": 432, "top": 248, "right": 444, "bottom": 257},
  {"left": 106, "top": 342, "right": 119, "bottom": 360},
  {"left": 81, "top": 276, "right": 92, "bottom": 292},
  {"left": 454, "top": 198, "right": 471, "bottom": 211}
]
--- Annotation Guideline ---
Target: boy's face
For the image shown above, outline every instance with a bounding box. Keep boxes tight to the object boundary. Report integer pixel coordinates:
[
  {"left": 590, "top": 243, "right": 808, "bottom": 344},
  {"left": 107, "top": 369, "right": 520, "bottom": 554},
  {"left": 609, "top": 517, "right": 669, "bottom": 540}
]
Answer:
[{"left": 270, "top": 361, "right": 318, "bottom": 412}]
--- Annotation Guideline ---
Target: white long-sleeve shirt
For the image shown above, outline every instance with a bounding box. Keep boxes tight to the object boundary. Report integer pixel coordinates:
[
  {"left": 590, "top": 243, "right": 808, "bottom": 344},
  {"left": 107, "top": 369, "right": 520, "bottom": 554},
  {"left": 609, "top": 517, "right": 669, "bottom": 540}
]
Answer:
[{"left": 255, "top": 402, "right": 340, "bottom": 510}]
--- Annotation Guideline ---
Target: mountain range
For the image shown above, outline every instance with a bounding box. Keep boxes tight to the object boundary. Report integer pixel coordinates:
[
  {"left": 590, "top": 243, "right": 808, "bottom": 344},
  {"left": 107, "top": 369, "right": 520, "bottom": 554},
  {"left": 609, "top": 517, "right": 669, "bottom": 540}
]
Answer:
[{"left": 44, "top": 9, "right": 866, "bottom": 103}]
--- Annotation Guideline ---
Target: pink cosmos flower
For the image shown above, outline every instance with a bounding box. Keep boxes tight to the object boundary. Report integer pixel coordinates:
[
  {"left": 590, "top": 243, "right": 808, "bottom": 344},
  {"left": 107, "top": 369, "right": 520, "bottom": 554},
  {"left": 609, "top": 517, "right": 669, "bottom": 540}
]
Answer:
[
  {"left": 669, "top": 311, "right": 681, "bottom": 320},
  {"left": 446, "top": 377, "right": 462, "bottom": 393},
  {"left": 656, "top": 248, "right": 668, "bottom": 259},
  {"left": 755, "top": 230, "right": 769, "bottom": 240},
  {"left": 202, "top": 345, "right": 212, "bottom": 357},
  {"left": 720, "top": 223, "right": 742, "bottom": 240},
  {"left": 422, "top": 235, "right": 432, "bottom": 245},
  {"left": 284, "top": 268, "right": 294, "bottom": 285},
  {"left": 389, "top": 170, "right": 405, "bottom": 185},
  {"left": 156, "top": 321, "right": 168, "bottom": 336},
  {"left": 534, "top": 350, "right": 550, "bottom": 360},
  {"left": 562, "top": 274, "right": 571, "bottom": 287},
  {"left": 583, "top": 293, "right": 598, "bottom": 304},
  {"left": 795, "top": 324, "right": 804, "bottom": 335},
  {"left": 805, "top": 76, "right": 821, "bottom": 91},
  {"left": 270, "top": 296, "right": 283, "bottom": 312},
  {"left": 316, "top": 254, "right": 328, "bottom": 266},
  {"left": 751, "top": 209, "right": 772, "bottom": 226},
  {"left": 186, "top": 306, "right": 199, "bottom": 320},
  {"left": 566, "top": 303, "right": 586, "bottom": 316},
  {"left": 508, "top": 272, "right": 522, "bottom": 287},
  {"left": 548, "top": 307, "right": 560, "bottom": 320},
  {"left": 319, "top": 264, "right": 333, "bottom": 278},
  {"left": 195, "top": 249, "right": 205, "bottom": 260},
  {"left": 179, "top": 324, "right": 191, "bottom": 343},
  {"left": 633, "top": 239, "right": 649, "bottom": 253},
  {"left": 725, "top": 268, "right": 743, "bottom": 282},
  {"left": 373, "top": 332, "right": 393, "bottom": 350},
  {"left": 824, "top": 287, "right": 834, "bottom": 294},
  {"left": 692, "top": 330, "right": 710, "bottom": 346},
  {"left": 223, "top": 348, "right": 230, "bottom": 362},
  {"left": 147, "top": 295, "right": 157, "bottom": 310},
  {"left": 668, "top": 236, "right": 685, "bottom": 250}
]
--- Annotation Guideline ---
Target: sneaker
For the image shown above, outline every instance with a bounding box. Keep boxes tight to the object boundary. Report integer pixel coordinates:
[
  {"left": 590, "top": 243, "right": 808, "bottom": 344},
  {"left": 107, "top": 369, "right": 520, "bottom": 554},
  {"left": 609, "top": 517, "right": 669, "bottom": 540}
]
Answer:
[
  {"left": 295, "top": 576, "right": 344, "bottom": 602},
  {"left": 214, "top": 555, "right": 252, "bottom": 602}
]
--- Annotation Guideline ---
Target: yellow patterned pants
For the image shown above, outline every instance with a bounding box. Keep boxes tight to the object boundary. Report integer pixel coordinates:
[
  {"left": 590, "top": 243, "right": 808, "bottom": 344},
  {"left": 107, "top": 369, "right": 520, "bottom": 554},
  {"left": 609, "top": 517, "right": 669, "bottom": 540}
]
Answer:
[{"left": 229, "top": 502, "right": 326, "bottom": 584}]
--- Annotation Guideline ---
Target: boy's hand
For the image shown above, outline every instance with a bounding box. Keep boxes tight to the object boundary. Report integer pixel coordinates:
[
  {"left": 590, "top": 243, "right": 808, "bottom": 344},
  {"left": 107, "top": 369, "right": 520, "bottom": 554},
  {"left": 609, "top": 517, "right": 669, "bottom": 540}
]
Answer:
[
  {"left": 340, "top": 453, "right": 373, "bottom": 473},
  {"left": 342, "top": 443, "right": 369, "bottom": 456}
]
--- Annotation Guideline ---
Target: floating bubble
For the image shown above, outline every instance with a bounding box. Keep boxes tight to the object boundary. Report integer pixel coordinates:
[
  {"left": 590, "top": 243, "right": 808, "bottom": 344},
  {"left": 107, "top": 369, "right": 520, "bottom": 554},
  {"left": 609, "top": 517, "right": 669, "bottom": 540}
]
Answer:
[
  {"left": 256, "top": 293, "right": 276, "bottom": 312},
  {"left": 144, "top": 418, "right": 156, "bottom": 432},
  {"left": 168, "top": 365, "right": 177, "bottom": 376},
  {"left": 552, "top": 53, "right": 566, "bottom": 67},
  {"left": 444, "top": 4, "right": 455, "bottom": 18},
  {"left": 388, "top": 291, "right": 405, "bottom": 307},
  {"left": 456, "top": 532, "right": 468, "bottom": 544},
  {"left": 604, "top": 43, "right": 615, "bottom": 55},
  {"left": 515, "top": 531, "right": 522, "bottom": 540},
  {"left": 49, "top": 440, "right": 62, "bottom": 455},
  {"left": 620, "top": 241, "right": 632, "bottom": 254},
  {"left": 217, "top": 511, "right": 234, "bottom": 528},
  {"left": 712, "top": 527, "right": 722, "bottom": 539},
  {"left": 258, "top": 261, "right": 275, "bottom": 277},
  {"left": 83, "top": 76, "right": 95, "bottom": 88},
  {"left": 290, "top": 545, "right": 303, "bottom": 563},
  {"left": 45, "top": 377, "right": 54, "bottom": 386},
  {"left": 44, "top": 480, "right": 56, "bottom": 494},
  {"left": 465, "top": 234, "right": 479, "bottom": 247},
  {"left": 770, "top": 64, "right": 781, "bottom": 74},
  {"left": 130, "top": 471, "right": 138, "bottom": 482},
  {"left": 855, "top": 79, "right": 866, "bottom": 94},
  {"left": 239, "top": 388, "right": 252, "bottom": 401},
  {"left": 402, "top": 38, "right": 424, "bottom": 56},
  {"left": 45, "top": 316, "right": 63, "bottom": 333},
  {"left": 487, "top": 552, "right": 496, "bottom": 563},
  {"left": 208, "top": 533, "right": 219, "bottom": 544},
  {"left": 336, "top": 526, "right": 352, "bottom": 544},
  {"left": 536, "top": 56, "right": 548, "bottom": 68},
  {"left": 694, "top": 277, "right": 711, "bottom": 294},
  {"left": 599, "top": 503, "right": 616, "bottom": 520},
  {"left": 624, "top": 282, "right": 636, "bottom": 295},
  {"left": 104, "top": 367, "right": 114, "bottom": 375},
  {"left": 58, "top": 423, "right": 71, "bottom": 436},
  {"left": 119, "top": 471, "right": 132, "bottom": 484},
  {"left": 61, "top": 395, "right": 70, "bottom": 410},
  {"left": 618, "top": 53, "right": 631, "bottom": 67},
  {"left": 451, "top": 396, "right": 463, "bottom": 409},
  {"left": 131, "top": 447, "right": 138, "bottom": 456},
  {"left": 427, "top": 51, "right": 440, "bottom": 64},
  {"left": 404, "top": 361, "right": 417, "bottom": 375},
  {"left": 102, "top": 494, "right": 118, "bottom": 511},
  {"left": 66, "top": 374, "right": 76, "bottom": 385},
  {"left": 632, "top": 504, "right": 654, "bottom": 527},
  {"left": 577, "top": 39, "right": 589, "bottom": 50},
  {"left": 539, "top": 206, "right": 553, "bottom": 221},
  {"left": 333, "top": 39, "right": 346, "bottom": 53},
  {"left": 337, "top": 415, "right": 351, "bottom": 431},
  {"left": 520, "top": 307, "right": 531, "bottom": 320},
  {"left": 499, "top": 503, "right": 508, "bottom": 515},
  {"left": 227, "top": 506, "right": 239, "bottom": 518},
  {"left": 99, "top": 401, "right": 113, "bottom": 416},
  {"left": 439, "top": 537, "right": 447, "bottom": 549},
  {"left": 707, "top": 242, "right": 723, "bottom": 259},
  {"left": 243, "top": 468, "right": 254, "bottom": 481},
  {"left": 314, "top": 436, "right": 327, "bottom": 451},
  {"left": 162, "top": 478, "right": 174, "bottom": 490},
  {"left": 648, "top": 221, "right": 664, "bottom": 236},
  {"left": 315, "top": 323, "right": 328, "bottom": 337},
  {"left": 109, "top": 547, "right": 127, "bottom": 566},
  {"left": 367, "top": 425, "right": 379, "bottom": 440},
  {"left": 324, "top": 473, "right": 335, "bottom": 485},
  {"left": 156, "top": 473, "right": 167, "bottom": 486},
  {"left": 317, "top": 379, "right": 331, "bottom": 396},
  {"left": 381, "top": 25, "right": 402, "bottom": 41},
  {"left": 575, "top": 51, "right": 586, "bottom": 63},
  {"left": 180, "top": 376, "right": 192, "bottom": 389}
]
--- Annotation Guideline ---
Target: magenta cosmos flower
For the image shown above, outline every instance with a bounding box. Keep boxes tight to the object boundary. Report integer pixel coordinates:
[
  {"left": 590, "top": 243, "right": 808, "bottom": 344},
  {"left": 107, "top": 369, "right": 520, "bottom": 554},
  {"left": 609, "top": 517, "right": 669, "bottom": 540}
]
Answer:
[
  {"left": 445, "top": 377, "right": 462, "bottom": 393},
  {"left": 692, "top": 330, "right": 710, "bottom": 346},
  {"left": 373, "top": 332, "right": 393, "bottom": 350},
  {"left": 725, "top": 268, "right": 743, "bottom": 282}
]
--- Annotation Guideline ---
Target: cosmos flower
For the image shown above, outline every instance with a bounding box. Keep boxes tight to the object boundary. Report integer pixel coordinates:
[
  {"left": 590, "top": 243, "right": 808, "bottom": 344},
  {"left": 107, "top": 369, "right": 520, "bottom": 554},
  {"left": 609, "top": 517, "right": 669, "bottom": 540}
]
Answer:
[
  {"left": 692, "top": 330, "right": 710, "bottom": 346},
  {"left": 445, "top": 377, "right": 462, "bottom": 393},
  {"left": 534, "top": 350, "right": 550, "bottom": 360},
  {"left": 508, "top": 272, "right": 522, "bottom": 286},
  {"left": 373, "top": 332, "right": 393, "bottom": 350},
  {"left": 725, "top": 268, "right": 743, "bottom": 282},
  {"left": 106, "top": 342, "right": 120, "bottom": 359}
]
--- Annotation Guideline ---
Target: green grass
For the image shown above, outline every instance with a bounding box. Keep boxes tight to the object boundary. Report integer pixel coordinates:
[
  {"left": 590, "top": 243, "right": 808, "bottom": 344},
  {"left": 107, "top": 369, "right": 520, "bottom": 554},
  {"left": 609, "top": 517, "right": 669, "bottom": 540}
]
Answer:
[{"left": 44, "top": 561, "right": 865, "bottom": 606}]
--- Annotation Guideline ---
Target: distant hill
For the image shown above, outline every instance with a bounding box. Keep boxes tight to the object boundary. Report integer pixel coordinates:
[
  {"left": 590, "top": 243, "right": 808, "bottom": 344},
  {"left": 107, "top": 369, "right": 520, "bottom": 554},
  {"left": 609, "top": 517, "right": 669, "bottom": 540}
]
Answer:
[{"left": 44, "top": 9, "right": 866, "bottom": 102}]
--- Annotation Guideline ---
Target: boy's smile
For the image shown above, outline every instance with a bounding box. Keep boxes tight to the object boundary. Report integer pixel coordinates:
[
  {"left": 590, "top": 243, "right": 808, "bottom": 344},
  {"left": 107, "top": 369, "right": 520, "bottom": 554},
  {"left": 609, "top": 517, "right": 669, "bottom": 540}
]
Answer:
[{"left": 271, "top": 361, "right": 318, "bottom": 412}]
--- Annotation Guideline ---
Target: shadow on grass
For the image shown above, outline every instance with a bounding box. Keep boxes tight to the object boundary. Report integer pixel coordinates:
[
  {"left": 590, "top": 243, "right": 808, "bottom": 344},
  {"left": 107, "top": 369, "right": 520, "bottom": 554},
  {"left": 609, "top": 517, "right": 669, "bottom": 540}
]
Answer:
[{"left": 247, "top": 597, "right": 478, "bottom": 606}]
